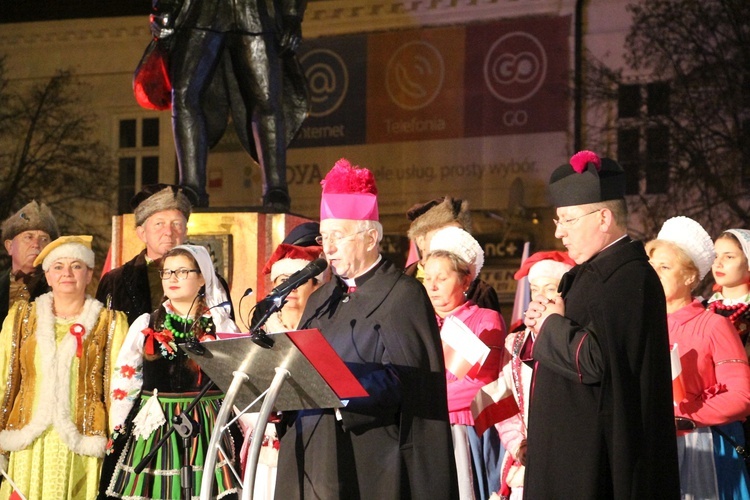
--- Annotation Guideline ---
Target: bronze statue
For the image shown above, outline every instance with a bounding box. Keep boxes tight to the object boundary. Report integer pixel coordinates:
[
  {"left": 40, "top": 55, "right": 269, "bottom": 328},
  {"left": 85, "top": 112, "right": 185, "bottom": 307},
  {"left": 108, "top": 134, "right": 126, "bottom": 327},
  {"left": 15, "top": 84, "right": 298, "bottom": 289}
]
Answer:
[{"left": 143, "top": 0, "right": 309, "bottom": 211}]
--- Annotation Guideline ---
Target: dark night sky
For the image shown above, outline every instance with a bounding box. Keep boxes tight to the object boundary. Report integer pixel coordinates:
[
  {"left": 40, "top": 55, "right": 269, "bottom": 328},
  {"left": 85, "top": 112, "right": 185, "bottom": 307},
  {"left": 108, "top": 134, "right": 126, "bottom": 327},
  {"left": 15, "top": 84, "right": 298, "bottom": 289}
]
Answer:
[
  {"left": 1, "top": 1, "right": 151, "bottom": 23},
  {"left": 0, "top": 0, "right": 329, "bottom": 24}
]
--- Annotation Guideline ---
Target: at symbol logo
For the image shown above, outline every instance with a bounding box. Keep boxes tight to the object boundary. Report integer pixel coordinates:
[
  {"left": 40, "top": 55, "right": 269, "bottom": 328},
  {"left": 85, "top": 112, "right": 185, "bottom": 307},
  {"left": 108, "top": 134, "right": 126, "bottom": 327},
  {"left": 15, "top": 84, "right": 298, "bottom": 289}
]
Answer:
[
  {"left": 385, "top": 41, "right": 445, "bottom": 110},
  {"left": 300, "top": 48, "right": 349, "bottom": 117},
  {"left": 484, "top": 32, "right": 547, "bottom": 104}
]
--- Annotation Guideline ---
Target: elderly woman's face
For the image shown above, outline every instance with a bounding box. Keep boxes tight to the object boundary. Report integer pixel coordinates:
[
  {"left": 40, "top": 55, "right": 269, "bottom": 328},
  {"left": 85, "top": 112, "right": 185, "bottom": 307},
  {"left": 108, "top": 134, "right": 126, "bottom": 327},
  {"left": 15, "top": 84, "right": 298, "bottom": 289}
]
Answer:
[
  {"left": 45, "top": 258, "right": 93, "bottom": 296},
  {"left": 423, "top": 255, "right": 471, "bottom": 316},
  {"left": 649, "top": 245, "right": 693, "bottom": 303},
  {"left": 530, "top": 276, "right": 561, "bottom": 302}
]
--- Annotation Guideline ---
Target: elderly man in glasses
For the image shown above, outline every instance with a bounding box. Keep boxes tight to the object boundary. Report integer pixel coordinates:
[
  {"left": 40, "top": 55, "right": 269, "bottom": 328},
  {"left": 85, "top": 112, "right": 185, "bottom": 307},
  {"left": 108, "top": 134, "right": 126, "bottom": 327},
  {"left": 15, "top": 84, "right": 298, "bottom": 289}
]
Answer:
[
  {"left": 275, "top": 158, "right": 458, "bottom": 499},
  {"left": 522, "top": 151, "right": 679, "bottom": 499}
]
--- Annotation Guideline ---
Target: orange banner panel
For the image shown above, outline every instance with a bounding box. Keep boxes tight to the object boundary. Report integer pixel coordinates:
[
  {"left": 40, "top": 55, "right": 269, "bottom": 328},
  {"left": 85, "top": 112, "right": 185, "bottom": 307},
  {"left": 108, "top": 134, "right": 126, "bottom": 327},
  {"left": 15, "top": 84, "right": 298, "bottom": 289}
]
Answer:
[{"left": 366, "top": 26, "right": 465, "bottom": 144}]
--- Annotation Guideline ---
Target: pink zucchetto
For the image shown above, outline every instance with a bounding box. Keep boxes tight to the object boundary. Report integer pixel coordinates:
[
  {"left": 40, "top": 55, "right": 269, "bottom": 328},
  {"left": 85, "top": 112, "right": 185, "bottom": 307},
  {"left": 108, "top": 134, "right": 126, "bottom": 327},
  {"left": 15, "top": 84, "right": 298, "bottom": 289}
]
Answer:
[{"left": 320, "top": 158, "right": 379, "bottom": 221}]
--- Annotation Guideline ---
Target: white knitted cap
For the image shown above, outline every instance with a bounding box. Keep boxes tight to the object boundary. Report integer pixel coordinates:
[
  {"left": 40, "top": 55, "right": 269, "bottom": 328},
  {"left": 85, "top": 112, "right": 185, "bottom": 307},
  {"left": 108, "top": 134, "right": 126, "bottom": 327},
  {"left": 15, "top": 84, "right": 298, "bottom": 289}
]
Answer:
[
  {"left": 657, "top": 216, "right": 715, "bottom": 280},
  {"left": 428, "top": 226, "right": 484, "bottom": 280}
]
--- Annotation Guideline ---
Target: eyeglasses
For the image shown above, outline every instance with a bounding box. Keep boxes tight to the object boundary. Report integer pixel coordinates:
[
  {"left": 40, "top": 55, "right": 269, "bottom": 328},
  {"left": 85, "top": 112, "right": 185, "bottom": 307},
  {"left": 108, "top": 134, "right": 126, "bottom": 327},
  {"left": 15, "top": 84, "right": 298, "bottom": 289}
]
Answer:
[
  {"left": 315, "top": 229, "right": 368, "bottom": 246},
  {"left": 159, "top": 268, "right": 201, "bottom": 280},
  {"left": 552, "top": 209, "right": 602, "bottom": 229}
]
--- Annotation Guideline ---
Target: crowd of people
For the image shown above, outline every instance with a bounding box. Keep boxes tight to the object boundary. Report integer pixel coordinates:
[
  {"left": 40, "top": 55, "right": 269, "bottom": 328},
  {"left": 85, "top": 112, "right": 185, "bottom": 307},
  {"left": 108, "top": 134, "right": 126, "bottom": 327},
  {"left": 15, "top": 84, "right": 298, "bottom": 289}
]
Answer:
[{"left": 0, "top": 150, "right": 749, "bottom": 499}]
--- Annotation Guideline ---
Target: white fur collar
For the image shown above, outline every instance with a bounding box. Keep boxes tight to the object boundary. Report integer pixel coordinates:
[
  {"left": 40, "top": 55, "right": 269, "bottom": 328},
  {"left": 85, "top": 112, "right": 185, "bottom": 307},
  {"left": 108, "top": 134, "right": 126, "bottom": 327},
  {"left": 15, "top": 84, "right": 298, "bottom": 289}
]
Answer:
[{"left": 0, "top": 293, "right": 107, "bottom": 457}]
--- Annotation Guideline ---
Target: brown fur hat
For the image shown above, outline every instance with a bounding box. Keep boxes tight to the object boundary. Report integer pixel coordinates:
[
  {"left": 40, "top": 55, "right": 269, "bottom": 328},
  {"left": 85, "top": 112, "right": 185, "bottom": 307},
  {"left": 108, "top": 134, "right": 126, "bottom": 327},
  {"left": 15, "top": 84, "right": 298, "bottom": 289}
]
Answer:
[
  {"left": 132, "top": 184, "right": 193, "bottom": 227},
  {"left": 1, "top": 200, "right": 60, "bottom": 242},
  {"left": 407, "top": 197, "right": 472, "bottom": 240}
]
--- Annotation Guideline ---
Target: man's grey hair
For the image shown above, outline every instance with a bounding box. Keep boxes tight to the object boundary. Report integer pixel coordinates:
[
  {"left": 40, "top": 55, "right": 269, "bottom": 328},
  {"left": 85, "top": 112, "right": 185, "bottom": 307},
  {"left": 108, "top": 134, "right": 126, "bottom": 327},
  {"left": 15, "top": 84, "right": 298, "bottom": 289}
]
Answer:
[{"left": 357, "top": 219, "right": 384, "bottom": 244}]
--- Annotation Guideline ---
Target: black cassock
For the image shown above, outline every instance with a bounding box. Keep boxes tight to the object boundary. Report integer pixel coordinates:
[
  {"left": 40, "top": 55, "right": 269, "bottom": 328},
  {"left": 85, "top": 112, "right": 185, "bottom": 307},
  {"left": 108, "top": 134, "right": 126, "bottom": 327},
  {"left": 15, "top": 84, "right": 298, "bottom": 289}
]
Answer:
[
  {"left": 276, "top": 259, "right": 459, "bottom": 499},
  {"left": 525, "top": 238, "right": 680, "bottom": 499}
]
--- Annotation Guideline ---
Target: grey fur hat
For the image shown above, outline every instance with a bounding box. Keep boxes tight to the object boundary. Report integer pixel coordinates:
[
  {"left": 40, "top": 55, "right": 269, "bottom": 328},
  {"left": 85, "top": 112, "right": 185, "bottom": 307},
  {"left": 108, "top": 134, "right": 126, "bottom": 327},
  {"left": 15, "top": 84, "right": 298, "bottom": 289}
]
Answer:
[
  {"left": 1, "top": 200, "right": 60, "bottom": 242},
  {"left": 132, "top": 184, "right": 193, "bottom": 227},
  {"left": 407, "top": 197, "right": 472, "bottom": 240}
]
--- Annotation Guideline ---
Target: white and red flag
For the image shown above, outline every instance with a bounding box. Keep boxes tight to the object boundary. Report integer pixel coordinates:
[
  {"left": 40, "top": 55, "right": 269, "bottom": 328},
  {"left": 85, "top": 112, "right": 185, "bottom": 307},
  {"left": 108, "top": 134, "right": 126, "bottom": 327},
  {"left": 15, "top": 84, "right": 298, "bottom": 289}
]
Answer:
[
  {"left": 440, "top": 315, "right": 491, "bottom": 380},
  {"left": 0, "top": 468, "right": 26, "bottom": 500},
  {"left": 471, "top": 376, "right": 520, "bottom": 436},
  {"left": 670, "top": 343, "right": 686, "bottom": 406}
]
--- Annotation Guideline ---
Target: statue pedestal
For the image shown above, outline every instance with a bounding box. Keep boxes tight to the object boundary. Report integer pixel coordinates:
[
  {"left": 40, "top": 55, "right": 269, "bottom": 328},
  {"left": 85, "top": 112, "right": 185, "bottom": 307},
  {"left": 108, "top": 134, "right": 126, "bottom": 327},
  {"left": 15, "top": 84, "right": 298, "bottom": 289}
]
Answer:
[{"left": 109, "top": 210, "right": 313, "bottom": 326}]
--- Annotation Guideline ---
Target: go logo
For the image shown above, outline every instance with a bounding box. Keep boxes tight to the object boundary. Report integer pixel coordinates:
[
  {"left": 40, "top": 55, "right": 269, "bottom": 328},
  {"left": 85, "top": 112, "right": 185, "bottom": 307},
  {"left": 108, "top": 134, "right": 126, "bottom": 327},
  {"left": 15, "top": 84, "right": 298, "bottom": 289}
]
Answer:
[
  {"left": 502, "top": 110, "right": 528, "bottom": 127},
  {"left": 484, "top": 32, "right": 547, "bottom": 104}
]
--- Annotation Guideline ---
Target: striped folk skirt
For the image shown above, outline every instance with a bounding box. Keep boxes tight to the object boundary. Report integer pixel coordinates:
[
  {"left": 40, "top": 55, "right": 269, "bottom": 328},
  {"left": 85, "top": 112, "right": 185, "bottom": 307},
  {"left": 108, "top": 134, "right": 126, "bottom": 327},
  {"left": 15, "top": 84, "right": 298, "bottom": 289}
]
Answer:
[{"left": 105, "top": 391, "right": 241, "bottom": 499}]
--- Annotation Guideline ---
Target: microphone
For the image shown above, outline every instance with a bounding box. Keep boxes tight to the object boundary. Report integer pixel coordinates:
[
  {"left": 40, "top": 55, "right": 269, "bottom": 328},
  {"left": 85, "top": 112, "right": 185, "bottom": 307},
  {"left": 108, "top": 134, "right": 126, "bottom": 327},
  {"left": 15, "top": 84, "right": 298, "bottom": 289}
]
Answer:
[
  {"left": 185, "top": 299, "right": 234, "bottom": 356},
  {"left": 265, "top": 258, "right": 327, "bottom": 300},
  {"left": 203, "top": 299, "right": 232, "bottom": 313}
]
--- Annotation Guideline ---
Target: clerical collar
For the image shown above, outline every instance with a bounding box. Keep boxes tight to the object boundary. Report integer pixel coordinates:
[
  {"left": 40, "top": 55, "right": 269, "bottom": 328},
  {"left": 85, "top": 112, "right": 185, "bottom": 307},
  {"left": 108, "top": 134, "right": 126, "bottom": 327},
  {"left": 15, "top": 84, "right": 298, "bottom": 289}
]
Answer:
[{"left": 341, "top": 255, "right": 382, "bottom": 288}]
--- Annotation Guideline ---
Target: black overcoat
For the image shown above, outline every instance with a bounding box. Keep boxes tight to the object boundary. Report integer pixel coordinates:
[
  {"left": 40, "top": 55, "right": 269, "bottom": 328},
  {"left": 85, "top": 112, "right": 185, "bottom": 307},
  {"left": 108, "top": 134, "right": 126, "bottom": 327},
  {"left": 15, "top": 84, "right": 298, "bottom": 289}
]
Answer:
[
  {"left": 96, "top": 250, "right": 153, "bottom": 325},
  {"left": 524, "top": 238, "right": 680, "bottom": 499},
  {"left": 275, "top": 259, "right": 459, "bottom": 499}
]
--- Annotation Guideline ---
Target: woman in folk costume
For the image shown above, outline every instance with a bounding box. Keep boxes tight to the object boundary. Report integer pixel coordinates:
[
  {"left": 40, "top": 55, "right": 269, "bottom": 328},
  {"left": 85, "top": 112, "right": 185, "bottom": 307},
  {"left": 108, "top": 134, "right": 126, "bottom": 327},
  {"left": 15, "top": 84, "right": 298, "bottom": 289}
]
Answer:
[
  {"left": 492, "top": 251, "right": 574, "bottom": 500},
  {"left": 706, "top": 228, "right": 750, "bottom": 361},
  {"left": 258, "top": 243, "right": 325, "bottom": 333},
  {"left": 422, "top": 226, "right": 506, "bottom": 500},
  {"left": 0, "top": 235, "right": 129, "bottom": 500},
  {"left": 646, "top": 217, "right": 750, "bottom": 499},
  {"left": 105, "top": 244, "right": 243, "bottom": 499},
  {"left": 238, "top": 242, "right": 324, "bottom": 500}
]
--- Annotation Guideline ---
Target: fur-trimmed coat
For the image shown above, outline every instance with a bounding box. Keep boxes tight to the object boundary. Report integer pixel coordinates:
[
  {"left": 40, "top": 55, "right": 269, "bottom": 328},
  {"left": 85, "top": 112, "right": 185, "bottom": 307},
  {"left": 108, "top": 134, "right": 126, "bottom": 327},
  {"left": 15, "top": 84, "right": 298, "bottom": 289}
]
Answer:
[
  {"left": 96, "top": 250, "right": 154, "bottom": 325},
  {"left": 0, "top": 266, "right": 49, "bottom": 328},
  {"left": 0, "top": 293, "right": 128, "bottom": 462}
]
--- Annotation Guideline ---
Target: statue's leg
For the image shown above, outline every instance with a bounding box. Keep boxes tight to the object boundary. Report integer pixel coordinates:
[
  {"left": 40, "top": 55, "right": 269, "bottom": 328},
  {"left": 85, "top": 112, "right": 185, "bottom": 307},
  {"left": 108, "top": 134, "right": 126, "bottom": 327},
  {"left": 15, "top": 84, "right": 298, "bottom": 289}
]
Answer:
[
  {"left": 170, "top": 29, "right": 225, "bottom": 207},
  {"left": 229, "top": 33, "right": 290, "bottom": 212}
]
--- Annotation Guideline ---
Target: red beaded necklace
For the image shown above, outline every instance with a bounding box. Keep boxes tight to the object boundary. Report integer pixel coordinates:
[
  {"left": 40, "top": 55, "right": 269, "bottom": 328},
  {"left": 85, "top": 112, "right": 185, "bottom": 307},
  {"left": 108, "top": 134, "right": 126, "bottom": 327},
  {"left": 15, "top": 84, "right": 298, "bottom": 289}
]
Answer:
[{"left": 708, "top": 300, "right": 750, "bottom": 326}]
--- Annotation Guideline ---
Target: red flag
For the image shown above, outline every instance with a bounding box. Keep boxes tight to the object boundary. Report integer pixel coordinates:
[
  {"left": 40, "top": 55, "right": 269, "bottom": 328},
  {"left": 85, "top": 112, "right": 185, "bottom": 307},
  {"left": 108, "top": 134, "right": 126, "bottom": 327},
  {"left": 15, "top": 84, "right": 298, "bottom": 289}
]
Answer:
[
  {"left": 471, "top": 376, "right": 520, "bottom": 436},
  {"left": 670, "top": 344, "right": 686, "bottom": 406}
]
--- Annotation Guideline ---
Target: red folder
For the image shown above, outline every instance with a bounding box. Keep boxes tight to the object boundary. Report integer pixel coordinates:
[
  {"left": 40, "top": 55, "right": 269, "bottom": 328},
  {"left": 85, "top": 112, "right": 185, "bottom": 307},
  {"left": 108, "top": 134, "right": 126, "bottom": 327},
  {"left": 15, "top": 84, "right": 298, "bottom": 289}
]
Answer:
[{"left": 286, "top": 329, "right": 369, "bottom": 399}]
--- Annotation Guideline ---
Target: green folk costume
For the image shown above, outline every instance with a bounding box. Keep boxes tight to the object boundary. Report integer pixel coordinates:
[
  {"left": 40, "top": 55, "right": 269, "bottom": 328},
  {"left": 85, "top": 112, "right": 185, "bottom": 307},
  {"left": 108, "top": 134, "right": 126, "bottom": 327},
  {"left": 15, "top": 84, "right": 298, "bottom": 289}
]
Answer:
[{"left": 104, "top": 304, "right": 241, "bottom": 499}]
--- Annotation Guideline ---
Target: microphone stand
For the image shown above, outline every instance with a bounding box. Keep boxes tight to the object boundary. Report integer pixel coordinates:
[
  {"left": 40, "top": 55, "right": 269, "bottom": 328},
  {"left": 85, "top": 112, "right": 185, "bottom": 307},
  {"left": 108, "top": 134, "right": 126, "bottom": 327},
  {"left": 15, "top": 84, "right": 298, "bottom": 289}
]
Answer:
[
  {"left": 249, "top": 292, "right": 290, "bottom": 349},
  {"left": 134, "top": 381, "right": 215, "bottom": 500}
]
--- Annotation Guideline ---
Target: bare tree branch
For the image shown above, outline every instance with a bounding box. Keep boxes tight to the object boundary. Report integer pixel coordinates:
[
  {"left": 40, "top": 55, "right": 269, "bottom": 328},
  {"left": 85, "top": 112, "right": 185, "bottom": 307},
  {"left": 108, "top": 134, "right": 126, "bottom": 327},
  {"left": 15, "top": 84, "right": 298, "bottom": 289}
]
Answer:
[
  {"left": 583, "top": 0, "right": 750, "bottom": 238},
  {"left": 0, "top": 64, "right": 117, "bottom": 270}
]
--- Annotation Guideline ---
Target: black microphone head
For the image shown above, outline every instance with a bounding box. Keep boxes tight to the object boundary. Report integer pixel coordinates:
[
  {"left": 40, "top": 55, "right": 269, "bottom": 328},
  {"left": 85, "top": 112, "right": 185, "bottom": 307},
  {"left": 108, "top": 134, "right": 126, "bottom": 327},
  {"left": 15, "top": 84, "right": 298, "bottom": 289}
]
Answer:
[{"left": 309, "top": 258, "right": 328, "bottom": 274}]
